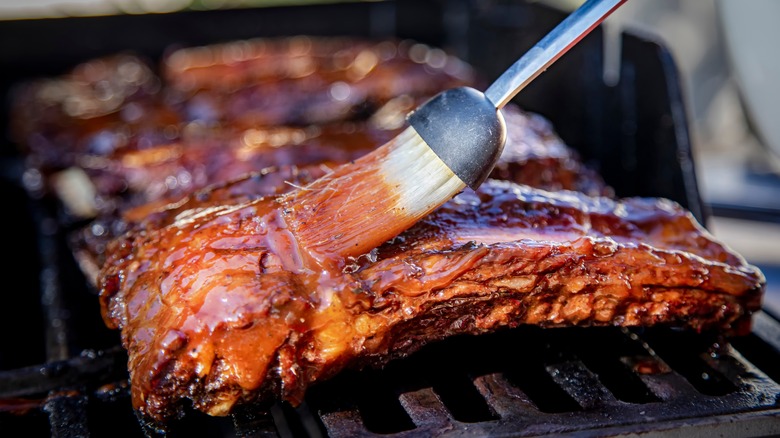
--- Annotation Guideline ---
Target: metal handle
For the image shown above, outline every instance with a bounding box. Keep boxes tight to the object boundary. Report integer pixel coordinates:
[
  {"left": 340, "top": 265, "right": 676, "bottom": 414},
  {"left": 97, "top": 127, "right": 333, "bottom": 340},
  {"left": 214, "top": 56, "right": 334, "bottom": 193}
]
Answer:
[{"left": 484, "top": 0, "right": 626, "bottom": 109}]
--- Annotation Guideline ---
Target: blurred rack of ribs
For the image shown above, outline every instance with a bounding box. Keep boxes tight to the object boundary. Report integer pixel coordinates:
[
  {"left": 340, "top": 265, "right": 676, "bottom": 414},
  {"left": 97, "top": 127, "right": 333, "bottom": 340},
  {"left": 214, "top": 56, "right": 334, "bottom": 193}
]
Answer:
[{"left": 9, "top": 36, "right": 611, "bottom": 282}]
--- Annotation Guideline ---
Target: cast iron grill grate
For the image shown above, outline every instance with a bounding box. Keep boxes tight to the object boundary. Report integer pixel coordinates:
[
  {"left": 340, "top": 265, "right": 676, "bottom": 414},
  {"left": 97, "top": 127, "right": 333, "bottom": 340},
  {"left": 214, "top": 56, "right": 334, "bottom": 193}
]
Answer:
[
  {"left": 3, "top": 287, "right": 780, "bottom": 438},
  {"left": 242, "top": 314, "right": 780, "bottom": 438}
]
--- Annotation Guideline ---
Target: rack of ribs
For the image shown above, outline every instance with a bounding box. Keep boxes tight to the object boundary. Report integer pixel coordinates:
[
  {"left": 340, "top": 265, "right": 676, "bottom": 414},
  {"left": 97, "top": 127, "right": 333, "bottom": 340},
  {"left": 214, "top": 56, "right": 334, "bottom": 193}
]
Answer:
[
  {"left": 11, "top": 37, "right": 765, "bottom": 431},
  {"left": 97, "top": 171, "right": 763, "bottom": 427}
]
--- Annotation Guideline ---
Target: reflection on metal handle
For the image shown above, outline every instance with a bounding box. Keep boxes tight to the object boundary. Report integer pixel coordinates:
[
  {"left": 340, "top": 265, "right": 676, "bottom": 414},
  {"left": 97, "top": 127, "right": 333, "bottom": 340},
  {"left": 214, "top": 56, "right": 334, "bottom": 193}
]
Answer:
[{"left": 484, "top": 0, "right": 626, "bottom": 109}]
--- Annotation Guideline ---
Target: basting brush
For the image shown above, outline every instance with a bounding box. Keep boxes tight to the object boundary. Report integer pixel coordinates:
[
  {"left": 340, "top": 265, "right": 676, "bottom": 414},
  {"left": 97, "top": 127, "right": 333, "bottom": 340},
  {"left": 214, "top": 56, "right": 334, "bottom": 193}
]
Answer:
[{"left": 280, "top": 0, "right": 626, "bottom": 266}]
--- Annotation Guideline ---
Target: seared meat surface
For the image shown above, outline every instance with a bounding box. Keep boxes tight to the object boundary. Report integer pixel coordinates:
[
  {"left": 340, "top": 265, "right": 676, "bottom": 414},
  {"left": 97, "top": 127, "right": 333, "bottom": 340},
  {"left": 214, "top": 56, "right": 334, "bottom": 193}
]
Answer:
[
  {"left": 71, "top": 106, "right": 611, "bottom": 283},
  {"left": 98, "top": 176, "right": 763, "bottom": 426},
  {"left": 11, "top": 36, "right": 765, "bottom": 432}
]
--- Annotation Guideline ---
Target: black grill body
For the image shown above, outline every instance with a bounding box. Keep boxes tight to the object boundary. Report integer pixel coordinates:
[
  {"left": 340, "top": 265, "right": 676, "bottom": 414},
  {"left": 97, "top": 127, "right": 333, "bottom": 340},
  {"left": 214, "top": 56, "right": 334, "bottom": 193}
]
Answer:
[{"left": 1, "top": 1, "right": 778, "bottom": 437}]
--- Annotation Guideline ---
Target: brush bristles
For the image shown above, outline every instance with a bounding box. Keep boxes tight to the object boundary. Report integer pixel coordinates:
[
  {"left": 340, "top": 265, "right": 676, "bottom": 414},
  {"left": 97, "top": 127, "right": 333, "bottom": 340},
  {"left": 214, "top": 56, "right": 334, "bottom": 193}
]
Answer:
[
  {"left": 380, "top": 128, "right": 466, "bottom": 219},
  {"left": 281, "top": 126, "right": 465, "bottom": 266}
]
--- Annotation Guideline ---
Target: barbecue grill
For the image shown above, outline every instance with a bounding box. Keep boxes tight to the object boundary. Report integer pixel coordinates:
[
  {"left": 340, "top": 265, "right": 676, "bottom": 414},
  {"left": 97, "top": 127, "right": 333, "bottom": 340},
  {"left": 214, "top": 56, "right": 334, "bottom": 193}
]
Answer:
[{"left": 1, "top": 1, "right": 779, "bottom": 437}]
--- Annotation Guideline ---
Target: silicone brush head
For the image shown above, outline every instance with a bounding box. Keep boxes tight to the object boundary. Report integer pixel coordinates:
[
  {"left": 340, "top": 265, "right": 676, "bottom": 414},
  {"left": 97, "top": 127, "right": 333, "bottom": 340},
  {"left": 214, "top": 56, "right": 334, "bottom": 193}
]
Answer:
[{"left": 407, "top": 87, "right": 507, "bottom": 190}]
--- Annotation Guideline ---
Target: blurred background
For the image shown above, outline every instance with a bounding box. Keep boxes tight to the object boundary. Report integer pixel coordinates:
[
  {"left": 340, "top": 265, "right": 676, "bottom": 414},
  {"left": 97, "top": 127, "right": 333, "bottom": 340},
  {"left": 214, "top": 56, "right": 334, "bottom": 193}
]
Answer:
[{"left": 1, "top": 0, "right": 778, "bottom": 314}]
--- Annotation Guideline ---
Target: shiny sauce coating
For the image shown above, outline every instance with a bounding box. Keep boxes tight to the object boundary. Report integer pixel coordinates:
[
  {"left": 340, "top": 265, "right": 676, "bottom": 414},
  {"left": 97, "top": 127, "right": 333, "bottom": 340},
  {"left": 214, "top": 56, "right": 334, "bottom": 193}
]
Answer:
[{"left": 98, "top": 179, "right": 764, "bottom": 426}]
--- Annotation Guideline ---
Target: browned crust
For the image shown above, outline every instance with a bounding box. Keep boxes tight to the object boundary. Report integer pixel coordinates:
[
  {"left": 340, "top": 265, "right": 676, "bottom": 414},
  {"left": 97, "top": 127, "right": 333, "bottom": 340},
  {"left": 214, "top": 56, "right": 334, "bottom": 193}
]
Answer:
[{"left": 97, "top": 179, "right": 764, "bottom": 427}]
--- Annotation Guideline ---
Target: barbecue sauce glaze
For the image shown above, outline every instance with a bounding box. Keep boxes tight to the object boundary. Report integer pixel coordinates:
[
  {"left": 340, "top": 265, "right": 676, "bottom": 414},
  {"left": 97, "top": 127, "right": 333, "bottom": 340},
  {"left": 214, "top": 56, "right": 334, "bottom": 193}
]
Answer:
[
  {"left": 27, "top": 37, "right": 758, "bottom": 429},
  {"left": 98, "top": 178, "right": 764, "bottom": 425}
]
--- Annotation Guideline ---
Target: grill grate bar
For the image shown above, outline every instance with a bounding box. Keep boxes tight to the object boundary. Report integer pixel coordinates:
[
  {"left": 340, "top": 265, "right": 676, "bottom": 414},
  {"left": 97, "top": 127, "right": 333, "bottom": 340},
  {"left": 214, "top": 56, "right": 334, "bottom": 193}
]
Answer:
[
  {"left": 619, "top": 355, "right": 701, "bottom": 401},
  {"left": 397, "top": 388, "right": 451, "bottom": 429},
  {"left": 472, "top": 373, "right": 540, "bottom": 418},
  {"left": 318, "top": 408, "right": 373, "bottom": 437},
  {"left": 545, "top": 360, "right": 617, "bottom": 409},
  {"left": 700, "top": 347, "right": 753, "bottom": 385},
  {"left": 31, "top": 197, "right": 72, "bottom": 363},
  {"left": 640, "top": 330, "right": 739, "bottom": 396},
  {"left": 0, "top": 347, "right": 126, "bottom": 399},
  {"left": 752, "top": 311, "right": 780, "bottom": 351},
  {"left": 711, "top": 346, "right": 780, "bottom": 404},
  {"left": 43, "top": 390, "right": 89, "bottom": 438}
]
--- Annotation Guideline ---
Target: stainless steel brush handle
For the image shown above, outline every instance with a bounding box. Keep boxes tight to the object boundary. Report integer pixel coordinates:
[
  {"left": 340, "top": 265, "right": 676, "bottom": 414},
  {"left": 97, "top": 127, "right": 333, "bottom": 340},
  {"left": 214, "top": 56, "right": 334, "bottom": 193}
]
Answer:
[
  {"left": 485, "top": 0, "right": 626, "bottom": 109},
  {"left": 409, "top": 0, "right": 626, "bottom": 190}
]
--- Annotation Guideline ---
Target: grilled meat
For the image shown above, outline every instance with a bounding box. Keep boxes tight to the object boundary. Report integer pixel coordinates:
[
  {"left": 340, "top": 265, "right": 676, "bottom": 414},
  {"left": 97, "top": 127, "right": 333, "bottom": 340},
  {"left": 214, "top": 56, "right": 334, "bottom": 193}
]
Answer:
[
  {"left": 12, "top": 36, "right": 763, "bottom": 432},
  {"left": 10, "top": 54, "right": 170, "bottom": 172},
  {"left": 162, "top": 37, "right": 478, "bottom": 126},
  {"left": 98, "top": 176, "right": 763, "bottom": 427},
  {"left": 13, "top": 37, "right": 608, "bottom": 223},
  {"left": 10, "top": 38, "right": 473, "bottom": 176},
  {"left": 70, "top": 105, "right": 611, "bottom": 284}
]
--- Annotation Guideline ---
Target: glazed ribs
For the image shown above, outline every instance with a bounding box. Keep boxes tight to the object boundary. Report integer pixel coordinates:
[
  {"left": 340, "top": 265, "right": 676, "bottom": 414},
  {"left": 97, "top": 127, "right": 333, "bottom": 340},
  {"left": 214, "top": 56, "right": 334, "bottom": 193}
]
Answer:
[
  {"left": 70, "top": 105, "right": 611, "bottom": 283},
  {"left": 98, "top": 176, "right": 763, "bottom": 426},
  {"left": 10, "top": 37, "right": 475, "bottom": 216},
  {"left": 10, "top": 36, "right": 765, "bottom": 431}
]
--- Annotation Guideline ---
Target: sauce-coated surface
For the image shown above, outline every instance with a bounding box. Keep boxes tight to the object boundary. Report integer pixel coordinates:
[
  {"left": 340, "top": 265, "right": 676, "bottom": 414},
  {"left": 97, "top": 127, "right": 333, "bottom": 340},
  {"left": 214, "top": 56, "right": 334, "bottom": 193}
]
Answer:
[
  {"left": 99, "top": 178, "right": 763, "bottom": 426},
  {"left": 11, "top": 36, "right": 765, "bottom": 431}
]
